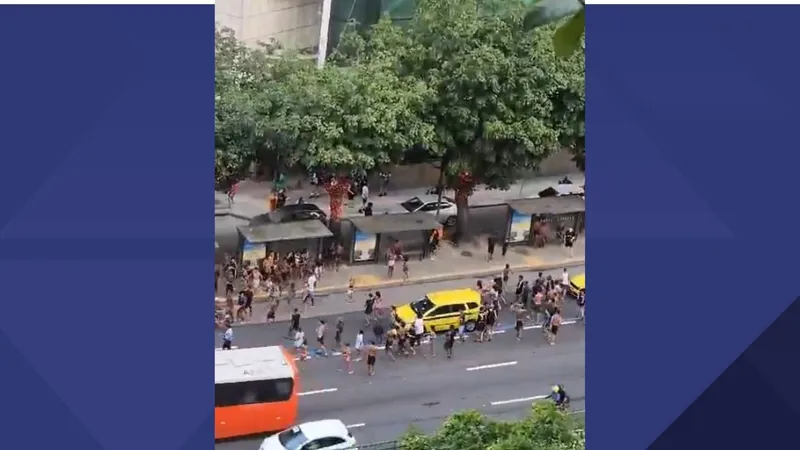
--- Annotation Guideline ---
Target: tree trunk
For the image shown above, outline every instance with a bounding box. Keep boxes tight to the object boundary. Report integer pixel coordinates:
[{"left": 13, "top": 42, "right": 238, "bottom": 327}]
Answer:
[{"left": 454, "top": 188, "right": 470, "bottom": 244}]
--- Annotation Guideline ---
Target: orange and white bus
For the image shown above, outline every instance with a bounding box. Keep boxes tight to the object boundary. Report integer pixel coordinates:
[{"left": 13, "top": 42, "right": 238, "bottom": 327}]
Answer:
[{"left": 215, "top": 345, "right": 300, "bottom": 440}]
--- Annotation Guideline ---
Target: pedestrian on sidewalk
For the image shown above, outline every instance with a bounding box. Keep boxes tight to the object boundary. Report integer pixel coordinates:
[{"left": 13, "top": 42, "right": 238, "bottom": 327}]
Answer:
[
  {"left": 358, "top": 183, "right": 370, "bottom": 213},
  {"left": 501, "top": 239, "right": 509, "bottom": 257},
  {"left": 402, "top": 255, "right": 410, "bottom": 281},
  {"left": 226, "top": 182, "right": 238, "bottom": 206},
  {"left": 487, "top": 235, "right": 496, "bottom": 261},
  {"left": 378, "top": 171, "right": 391, "bottom": 196},
  {"left": 387, "top": 252, "right": 396, "bottom": 278},
  {"left": 564, "top": 227, "right": 576, "bottom": 258},
  {"left": 221, "top": 323, "right": 233, "bottom": 350}
]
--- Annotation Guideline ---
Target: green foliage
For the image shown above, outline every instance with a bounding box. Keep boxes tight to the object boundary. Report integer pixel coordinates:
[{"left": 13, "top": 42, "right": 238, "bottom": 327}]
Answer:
[
  {"left": 333, "top": 0, "right": 584, "bottom": 236},
  {"left": 400, "top": 403, "right": 585, "bottom": 450}
]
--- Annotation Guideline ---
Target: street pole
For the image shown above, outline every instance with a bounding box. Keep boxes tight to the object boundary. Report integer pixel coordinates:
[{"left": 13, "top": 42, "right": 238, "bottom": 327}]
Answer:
[{"left": 316, "top": 0, "right": 333, "bottom": 69}]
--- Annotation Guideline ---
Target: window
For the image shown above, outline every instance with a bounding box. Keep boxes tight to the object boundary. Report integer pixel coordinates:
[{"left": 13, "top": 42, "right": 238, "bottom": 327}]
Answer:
[
  {"left": 420, "top": 202, "right": 443, "bottom": 212},
  {"left": 215, "top": 377, "right": 294, "bottom": 407},
  {"left": 450, "top": 303, "right": 466, "bottom": 312},
  {"left": 304, "top": 437, "right": 346, "bottom": 450},
  {"left": 401, "top": 197, "right": 425, "bottom": 212},
  {"left": 410, "top": 297, "right": 435, "bottom": 316},
  {"left": 428, "top": 305, "right": 454, "bottom": 317},
  {"left": 467, "top": 302, "right": 479, "bottom": 310},
  {"left": 278, "top": 426, "right": 309, "bottom": 450}
]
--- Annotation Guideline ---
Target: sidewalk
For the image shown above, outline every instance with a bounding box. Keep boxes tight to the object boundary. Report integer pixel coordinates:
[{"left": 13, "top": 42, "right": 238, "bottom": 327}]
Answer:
[
  {"left": 218, "top": 174, "right": 585, "bottom": 221},
  {"left": 216, "top": 237, "right": 585, "bottom": 323}
]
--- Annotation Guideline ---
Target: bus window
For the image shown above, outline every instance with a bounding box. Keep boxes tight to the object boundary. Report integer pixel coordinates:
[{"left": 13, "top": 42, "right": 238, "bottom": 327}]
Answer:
[{"left": 215, "top": 377, "right": 294, "bottom": 407}]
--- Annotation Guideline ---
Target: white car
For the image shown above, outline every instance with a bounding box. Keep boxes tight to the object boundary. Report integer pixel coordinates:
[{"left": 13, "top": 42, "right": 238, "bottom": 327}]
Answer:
[
  {"left": 260, "top": 420, "right": 357, "bottom": 450},
  {"left": 400, "top": 195, "right": 458, "bottom": 226}
]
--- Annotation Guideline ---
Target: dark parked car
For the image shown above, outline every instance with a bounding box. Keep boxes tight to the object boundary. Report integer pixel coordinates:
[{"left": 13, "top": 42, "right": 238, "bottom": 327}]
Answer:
[{"left": 249, "top": 204, "right": 328, "bottom": 226}]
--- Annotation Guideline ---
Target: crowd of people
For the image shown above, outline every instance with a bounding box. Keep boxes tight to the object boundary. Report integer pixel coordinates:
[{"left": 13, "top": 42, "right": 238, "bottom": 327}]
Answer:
[{"left": 275, "top": 267, "right": 585, "bottom": 376}]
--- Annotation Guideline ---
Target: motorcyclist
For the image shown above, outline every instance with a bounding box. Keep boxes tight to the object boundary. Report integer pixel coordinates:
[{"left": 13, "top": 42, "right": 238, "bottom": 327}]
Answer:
[{"left": 551, "top": 385, "right": 570, "bottom": 407}]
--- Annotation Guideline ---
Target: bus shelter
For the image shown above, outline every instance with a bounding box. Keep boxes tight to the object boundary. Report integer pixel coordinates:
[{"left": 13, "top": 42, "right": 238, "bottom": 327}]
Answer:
[
  {"left": 505, "top": 196, "right": 585, "bottom": 246},
  {"left": 236, "top": 220, "right": 334, "bottom": 266},
  {"left": 346, "top": 212, "right": 443, "bottom": 264}
]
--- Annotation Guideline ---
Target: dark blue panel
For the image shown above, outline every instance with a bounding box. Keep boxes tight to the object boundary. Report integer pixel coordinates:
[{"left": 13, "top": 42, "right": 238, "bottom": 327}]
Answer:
[
  {"left": 589, "top": 6, "right": 800, "bottom": 450},
  {"left": 0, "top": 6, "right": 213, "bottom": 450}
]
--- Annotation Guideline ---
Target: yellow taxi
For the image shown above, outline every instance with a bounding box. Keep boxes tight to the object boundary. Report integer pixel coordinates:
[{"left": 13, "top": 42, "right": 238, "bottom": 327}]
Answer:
[
  {"left": 395, "top": 288, "right": 482, "bottom": 333},
  {"left": 568, "top": 273, "right": 585, "bottom": 297}
]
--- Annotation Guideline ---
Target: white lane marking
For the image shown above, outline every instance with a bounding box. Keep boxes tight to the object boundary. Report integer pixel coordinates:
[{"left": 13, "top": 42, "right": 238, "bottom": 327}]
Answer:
[
  {"left": 523, "top": 320, "right": 577, "bottom": 330},
  {"left": 215, "top": 346, "right": 238, "bottom": 351},
  {"left": 346, "top": 423, "right": 366, "bottom": 429},
  {"left": 466, "top": 361, "right": 518, "bottom": 371},
  {"left": 570, "top": 409, "right": 585, "bottom": 414},
  {"left": 298, "top": 388, "right": 338, "bottom": 396},
  {"left": 490, "top": 395, "right": 549, "bottom": 406}
]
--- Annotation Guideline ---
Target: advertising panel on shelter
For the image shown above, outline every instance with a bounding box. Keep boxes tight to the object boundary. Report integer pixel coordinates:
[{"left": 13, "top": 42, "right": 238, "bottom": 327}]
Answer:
[
  {"left": 241, "top": 239, "right": 266, "bottom": 263},
  {"left": 507, "top": 208, "right": 532, "bottom": 243},
  {"left": 353, "top": 231, "right": 378, "bottom": 261}
]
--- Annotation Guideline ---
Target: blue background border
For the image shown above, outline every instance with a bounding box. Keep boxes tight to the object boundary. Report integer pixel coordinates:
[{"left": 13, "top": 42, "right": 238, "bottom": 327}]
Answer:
[
  {"left": 589, "top": 5, "right": 800, "bottom": 450},
  {"left": 0, "top": 6, "right": 214, "bottom": 450}
]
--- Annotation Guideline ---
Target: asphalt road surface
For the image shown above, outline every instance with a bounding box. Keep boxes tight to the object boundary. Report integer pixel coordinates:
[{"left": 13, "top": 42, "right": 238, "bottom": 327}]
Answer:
[
  {"left": 233, "top": 266, "right": 584, "bottom": 325},
  {"left": 215, "top": 274, "right": 585, "bottom": 450}
]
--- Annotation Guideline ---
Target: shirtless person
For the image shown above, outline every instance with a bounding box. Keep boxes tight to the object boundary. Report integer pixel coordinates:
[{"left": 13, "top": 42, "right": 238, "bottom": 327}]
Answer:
[{"left": 366, "top": 341, "right": 378, "bottom": 376}]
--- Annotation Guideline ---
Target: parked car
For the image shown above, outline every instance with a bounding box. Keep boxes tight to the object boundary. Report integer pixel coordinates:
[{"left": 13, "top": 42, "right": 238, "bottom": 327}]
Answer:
[
  {"left": 400, "top": 195, "right": 458, "bottom": 226},
  {"left": 260, "top": 420, "right": 357, "bottom": 450},
  {"left": 249, "top": 204, "right": 327, "bottom": 226}
]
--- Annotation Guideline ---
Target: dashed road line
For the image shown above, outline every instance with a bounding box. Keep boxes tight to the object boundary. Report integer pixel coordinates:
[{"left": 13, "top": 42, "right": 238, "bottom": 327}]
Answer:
[
  {"left": 345, "top": 423, "right": 366, "bottom": 429},
  {"left": 466, "top": 361, "right": 518, "bottom": 371},
  {"left": 298, "top": 388, "right": 338, "bottom": 396},
  {"left": 490, "top": 394, "right": 549, "bottom": 406}
]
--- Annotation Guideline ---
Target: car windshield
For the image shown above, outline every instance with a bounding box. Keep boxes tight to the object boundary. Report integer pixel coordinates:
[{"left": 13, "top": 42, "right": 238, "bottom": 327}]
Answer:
[
  {"left": 400, "top": 197, "right": 424, "bottom": 212},
  {"left": 277, "top": 427, "right": 309, "bottom": 450},
  {"left": 410, "top": 297, "right": 435, "bottom": 316}
]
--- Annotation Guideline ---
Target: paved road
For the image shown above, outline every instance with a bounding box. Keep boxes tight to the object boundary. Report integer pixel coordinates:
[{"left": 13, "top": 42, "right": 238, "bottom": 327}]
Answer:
[
  {"left": 228, "top": 266, "right": 584, "bottom": 325},
  {"left": 215, "top": 293, "right": 585, "bottom": 449}
]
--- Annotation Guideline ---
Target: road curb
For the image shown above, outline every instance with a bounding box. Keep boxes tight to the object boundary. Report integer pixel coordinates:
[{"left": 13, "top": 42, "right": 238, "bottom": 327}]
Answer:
[{"left": 216, "top": 257, "right": 585, "bottom": 306}]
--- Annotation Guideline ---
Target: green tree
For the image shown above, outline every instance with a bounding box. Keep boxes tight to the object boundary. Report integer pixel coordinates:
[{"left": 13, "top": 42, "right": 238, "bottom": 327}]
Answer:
[
  {"left": 334, "top": 0, "right": 585, "bottom": 238},
  {"left": 266, "top": 61, "right": 434, "bottom": 220},
  {"left": 400, "top": 403, "right": 585, "bottom": 450}
]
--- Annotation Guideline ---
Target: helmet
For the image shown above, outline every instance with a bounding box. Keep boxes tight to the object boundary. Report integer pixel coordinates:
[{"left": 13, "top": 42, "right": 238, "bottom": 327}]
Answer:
[{"left": 552, "top": 385, "right": 560, "bottom": 393}]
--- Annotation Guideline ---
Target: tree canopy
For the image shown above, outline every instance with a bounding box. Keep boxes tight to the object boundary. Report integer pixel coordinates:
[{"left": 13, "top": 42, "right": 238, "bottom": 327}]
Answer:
[
  {"left": 400, "top": 403, "right": 585, "bottom": 450},
  {"left": 332, "top": 0, "right": 585, "bottom": 236},
  {"left": 214, "top": 0, "right": 585, "bottom": 229}
]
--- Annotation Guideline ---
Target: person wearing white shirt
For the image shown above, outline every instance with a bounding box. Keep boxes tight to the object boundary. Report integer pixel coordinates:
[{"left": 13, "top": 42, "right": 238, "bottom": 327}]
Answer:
[
  {"left": 413, "top": 315, "right": 425, "bottom": 347},
  {"left": 304, "top": 274, "right": 317, "bottom": 308},
  {"left": 359, "top": 184, "right": 369, "bottom": 212},
  {"left": 354, "top": 330, "right": 364, "bottom": 361},
  {"left": 222, "top": 324, "right": 233, "bottom": 350},
  {"left": 561, "top": 268, "right": 570, "bottom": 289}
]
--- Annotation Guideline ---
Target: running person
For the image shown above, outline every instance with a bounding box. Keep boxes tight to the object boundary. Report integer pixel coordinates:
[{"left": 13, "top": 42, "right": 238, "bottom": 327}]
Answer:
[
  {"left": 444, "top": 325, "right": 456, "bottom": 358},
  {"left": 354, "top": 330, "right": 365, "bottom": 361},
  {"left": 549, "top": 307, "right": 563, "bottom": 345},
  {"left": 513, "top": 303, "right": 526, "bottom": 340},
  {"left": 385, "top": 326, "right": 397, "bottom": 361},
  {"left": 316, "top": 319, "right": 328, "bottom": 356},
  {"left": 485, "top": 306, "right": 497, "bottom": 341},
  {"left": 334, "top": 317, "right": 344, "bottom": 348},
  {"left": 341, "top": 342, "right": 354, "bottom": 374},
  {"left": 366, "top": 341, "right": 378, "bottom": 376}
]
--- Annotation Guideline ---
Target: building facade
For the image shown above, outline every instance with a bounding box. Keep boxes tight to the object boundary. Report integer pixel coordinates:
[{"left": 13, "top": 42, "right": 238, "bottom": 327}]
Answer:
[
  {"left": 215, "top": 0, "right": 324, "bottom": 50},
  {"left": 215, "top": 0, "right": 416, "bottom": 52}
]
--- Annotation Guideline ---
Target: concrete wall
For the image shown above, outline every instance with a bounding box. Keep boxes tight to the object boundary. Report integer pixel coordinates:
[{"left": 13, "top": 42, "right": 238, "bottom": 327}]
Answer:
[{"left": 216, "top": 0, "right": 322, "bottom": 50}]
